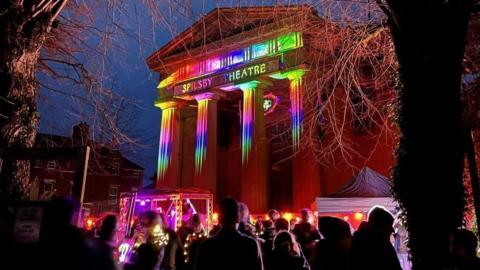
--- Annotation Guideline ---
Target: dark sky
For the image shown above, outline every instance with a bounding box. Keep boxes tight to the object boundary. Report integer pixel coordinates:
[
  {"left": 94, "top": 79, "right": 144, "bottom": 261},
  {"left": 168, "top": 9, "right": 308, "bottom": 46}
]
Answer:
[{"left": 37, "top": 0, "right": 301, "bottom": 185}]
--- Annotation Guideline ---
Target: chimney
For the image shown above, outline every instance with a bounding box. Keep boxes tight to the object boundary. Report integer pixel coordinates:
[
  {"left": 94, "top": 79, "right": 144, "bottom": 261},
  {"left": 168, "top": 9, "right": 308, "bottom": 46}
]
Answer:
[{"left": 72, "top": 122, "right": 90, "bottom": 146}]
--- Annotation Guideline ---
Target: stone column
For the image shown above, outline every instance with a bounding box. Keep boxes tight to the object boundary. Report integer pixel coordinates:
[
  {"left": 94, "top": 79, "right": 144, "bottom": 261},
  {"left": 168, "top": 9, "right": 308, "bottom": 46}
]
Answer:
[
  {"left": 239, "top": 81, "right": 269, "bottom": 213},
  {"left": 287, "top": 71, "right": 322, "bottom": 210},
  {"left": 155, "top": 100, "right": 182, "bottom": 188},
  {"left": 192, "top": 92, "right": 221, "bottom": 193}
]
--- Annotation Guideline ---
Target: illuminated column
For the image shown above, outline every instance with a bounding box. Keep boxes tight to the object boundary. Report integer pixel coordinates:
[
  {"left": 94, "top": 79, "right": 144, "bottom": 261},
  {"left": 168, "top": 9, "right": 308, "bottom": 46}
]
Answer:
[
  {"left": 239, "top": 81, "right": 268, "bottom": 213},
  {"left": 287, "top": 70, "right": 305, "bottom": 150},
  {"left": 288, "top": 71, "right": 322, "bottom": 210},
  {"left": 156, "top": 101, "right": 182, "bottom": 188},
  {"left": 193, "top": 92, "right": 220, "bottom": 192}
]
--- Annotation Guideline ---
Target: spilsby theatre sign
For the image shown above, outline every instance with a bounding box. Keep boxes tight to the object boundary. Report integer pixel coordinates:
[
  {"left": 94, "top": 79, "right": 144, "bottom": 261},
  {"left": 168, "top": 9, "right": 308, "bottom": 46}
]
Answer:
[{"left": 172, "top": 59, "right": 280, "bottom": 96}]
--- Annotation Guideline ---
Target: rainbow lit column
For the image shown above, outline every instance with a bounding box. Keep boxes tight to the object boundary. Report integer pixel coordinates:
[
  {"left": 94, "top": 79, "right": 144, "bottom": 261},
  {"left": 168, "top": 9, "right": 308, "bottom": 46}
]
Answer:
[
  {"left": 193, "top": 92, "right": 220, "bottom": 192},
  {"left": 238, "top": 81, "right": 268, "bottom": 212},
  {"left": 155, "top": 101, "right": 179, "bottom": 184},
  {"left": 195, "top": 99, "right": 209, "bottom": 174},
  {"left": 238, "top": 81, "right": 261, "bottom": 164},
  {"left": 287, "top": 70, "right": 305, "bottom": 150}
]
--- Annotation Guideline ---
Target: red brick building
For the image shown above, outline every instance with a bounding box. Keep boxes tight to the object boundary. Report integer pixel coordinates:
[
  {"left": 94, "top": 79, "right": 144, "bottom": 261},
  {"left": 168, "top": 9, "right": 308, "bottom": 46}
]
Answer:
[{"left": 28, "top": 123, "right": 144, "bottom": 214}]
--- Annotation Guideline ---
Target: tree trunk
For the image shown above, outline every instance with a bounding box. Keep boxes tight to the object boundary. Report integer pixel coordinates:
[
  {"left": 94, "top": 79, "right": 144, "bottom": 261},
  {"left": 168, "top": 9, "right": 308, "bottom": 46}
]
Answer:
[
  {"left": 0, "top": 2, "right": 65, "bottom": 202},
  {"left": 382, "top": 1, "right": 473, "bottom": 269}
]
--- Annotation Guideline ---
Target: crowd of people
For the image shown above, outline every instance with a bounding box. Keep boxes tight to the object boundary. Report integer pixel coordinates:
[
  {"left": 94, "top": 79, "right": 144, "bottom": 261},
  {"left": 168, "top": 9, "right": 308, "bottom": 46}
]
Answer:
[{"left": 13, "top": 196, "right": 480, "bottom": 270}]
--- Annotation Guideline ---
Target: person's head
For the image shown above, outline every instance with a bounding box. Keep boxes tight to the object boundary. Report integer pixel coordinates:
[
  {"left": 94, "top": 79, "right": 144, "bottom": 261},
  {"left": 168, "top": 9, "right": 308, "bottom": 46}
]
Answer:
[
  {"left": 99, "top": 215, "right": 117, "bottom": 241},
  {"left": 238, "top": 202, "right": 250, "bottom": 223},
  {"left": 275, "top": 217, "right": 290, "bottom": 232},
  {"left": 47, "top": 197, "right": 77, "bottom": 226},
  {"left": 268, "top": 209, "right": 280, "bottom": 222},
  {"left": 300, "top": 209, "right": 311, "bottom": 223},
  {"left": 192, "top": 213, "right": 201, "bottom": 227},
  {"left": 451, "top": 229, "right": 478, "bottom": 259},
  {"left": 318, "top": 216, "right": 352, "bottom": 241},
  {"left": 273, "top": 231, "right": 300, "bottom": 256},
  {"left": 367, "top": 206, "right": 394, "bottom": 239},
  {"left": 139, "top": 210, "right": 160, "bottom": 229},
  {"left": 219, "top": 197, "right": 239, "bottom": 228}
]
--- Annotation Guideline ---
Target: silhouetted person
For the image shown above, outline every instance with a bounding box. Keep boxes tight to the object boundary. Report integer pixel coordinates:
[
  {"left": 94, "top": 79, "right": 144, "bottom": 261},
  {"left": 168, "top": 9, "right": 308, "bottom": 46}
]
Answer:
[
  {"left": 40, "top": 197, "right": 89, "bottom": 270},
  {"left": 266, "top": 231, "right": 310, "bottom": 270},
  {"left": 177, "top": 220, "right": 193, "bottom": 246},
  {"left": 238, "top": 202, "right": 256, "bottom": 238},
  {"left": 195, "top": 197, "right": 263, "bottom": 270},
  {"left": 88, "top": 215, "right": 117, "bottom": 270},
  {"left": 349, "top": 206, "right": 402, "bottom": 270},
  {"left": 275, "top": 217, "right": 290, "bottom": 232},
  {"left": 184, "top": 214, "right": 207, "bottom": 270},
  {"left": 449, "top": 229, "right": 480, "bottom": 270},
  {"left": 311, "top": 216, "right": 352, "bottom": 270},
  {"left": 158, "top": 212, "right": 185, "bottom": 270},
  {"left": 125, "top": 211, "right": 166, "bottom": 270},
  {"left": 261, "top": 210, "right": 281, "bottom": 261},
  {"left": 292, "top": 209, "right": 321, "bottom": 259}
]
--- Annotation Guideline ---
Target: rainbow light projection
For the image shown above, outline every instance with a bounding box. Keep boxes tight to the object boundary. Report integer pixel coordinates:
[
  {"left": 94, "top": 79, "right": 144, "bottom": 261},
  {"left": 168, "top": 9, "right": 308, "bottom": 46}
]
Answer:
[
  {"left": 287, "top": 70, "right": 305, "bottom": 149},
  {"left": 157, "top": 107, "right": 175, "bottom": 179},
  {"left": 158, "top": 32, "right": 303, "bottom": 90},
  {"left": 238, "top": 81, "right": 258, "bottom": 164},
  {"left": 195, "top": 99, "right": 209, "bottom": 174}
]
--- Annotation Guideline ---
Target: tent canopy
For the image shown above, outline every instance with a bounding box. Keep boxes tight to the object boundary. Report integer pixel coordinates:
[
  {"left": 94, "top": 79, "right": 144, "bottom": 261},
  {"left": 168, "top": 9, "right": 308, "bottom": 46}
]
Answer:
[
  {"left": 329, "top": 167, "right": 392, "bottom": 197},
  {"left": 316, "top": 167, "right": 397, "bottom": 213}
]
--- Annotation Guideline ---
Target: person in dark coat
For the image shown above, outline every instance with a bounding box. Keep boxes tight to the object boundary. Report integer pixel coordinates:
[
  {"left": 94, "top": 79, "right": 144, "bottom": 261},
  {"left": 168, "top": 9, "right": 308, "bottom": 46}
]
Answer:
[
  {"left": 194, "top": 197, "right": 263, "bottom": 270},
  {"left": 125, "top": 211, "right": 166, "bottom": 270},
  {"left": 292, "top": 209, "right": 321, "bottom": 259},
  {"left": 266, "top": 231, "right": 310, "bottom": 270},
  {"left": 88, "top": 215, "right": 117, "bottom": 270},
  {"left": 40, "top": 197, "right": 89, "bottom": 270},
  {"left": 310, "top": 216, "right": 352, "bottom": 270},
  {"left": 449, "top": 229, "right": 480, "bottom": 270},
  {"left": 349, "top": 206, "right": 402, "bottom": 270}
]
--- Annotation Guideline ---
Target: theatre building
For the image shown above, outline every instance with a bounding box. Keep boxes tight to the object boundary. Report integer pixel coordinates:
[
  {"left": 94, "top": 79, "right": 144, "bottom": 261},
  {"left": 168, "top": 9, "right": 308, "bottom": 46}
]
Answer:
[{"left": 146, "top": 5, "right": 396, "bottom": 213}]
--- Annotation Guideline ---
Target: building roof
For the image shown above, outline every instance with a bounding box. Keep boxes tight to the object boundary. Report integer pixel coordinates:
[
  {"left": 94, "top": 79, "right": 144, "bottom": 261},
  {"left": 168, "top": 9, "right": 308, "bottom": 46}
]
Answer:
[
  {"left": 329, "top": 167, "right": 392, "bottom": 197},
  {"left": 35, "top": 130, "right": 144, "bottom": 171},
  {"left": 146, "top": 5, "right": 319, "bottom": 72}
]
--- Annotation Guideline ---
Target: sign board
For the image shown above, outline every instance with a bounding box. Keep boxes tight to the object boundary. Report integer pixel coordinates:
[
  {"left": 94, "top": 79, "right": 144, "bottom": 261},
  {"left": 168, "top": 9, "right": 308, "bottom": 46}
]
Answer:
[
  {"left": 172, "top": 59, "right": 280, "bottom": 96},
  {"left": 12, "top": 206, "right": 44, "bottom": 244}
]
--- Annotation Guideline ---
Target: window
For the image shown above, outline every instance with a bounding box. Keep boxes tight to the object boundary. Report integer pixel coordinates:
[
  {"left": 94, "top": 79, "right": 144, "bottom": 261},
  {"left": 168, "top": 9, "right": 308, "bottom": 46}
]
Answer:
[
  {"left": 108, "top": 186, "right": 119, "bottom": 205},
  {"left": 46, "top": 161, "right": 56, "bottom": 170},
  {"left": 33, "top": 160, "right": 42, "bottom": 169},
  {"left": 43, "top": 179, "right": 56, "bottom": 195},
  {"left": 111, "top": 162, "right": 120, "bottom": 175}
]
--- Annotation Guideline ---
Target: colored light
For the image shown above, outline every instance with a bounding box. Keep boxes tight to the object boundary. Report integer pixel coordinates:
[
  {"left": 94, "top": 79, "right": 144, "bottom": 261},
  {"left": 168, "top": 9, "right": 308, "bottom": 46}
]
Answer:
[
  {"left": 157, "top": 107, "right": 175, "bottom": 179},
  {"left": 140, "top": 200, "right": 146, "bottom": 206},
  {"left": 212, "top": 212, "right": 219, "bottom": 222},
  {"left": 239, "top": 83, "right": 256, "bottom": 164},
  {"left": 195, "top": 99, "right": 209, "bottom": 174},
  {"left": 282, "top": 212, "right": 293, "bottom": 221},
  {"left": 287, "top": 70, "right": 305, "bottom": 150},
  {"left": 157, "top": 32, "right": 303, "bottom": 89},
  {"left": 86, "top": 219, "right": 94, "bottom": 229},
  {"left": 118, "top": 243, "right": 130, "bottom": 263},
  {"left": 354, "top": 212, "right": 364, "bottom": 221},
  {"left": 343, "top": 216, "right": 350, "bottom": 221},
  {"left": 277, "top": 32, "right": 302, "bottom": 53}
]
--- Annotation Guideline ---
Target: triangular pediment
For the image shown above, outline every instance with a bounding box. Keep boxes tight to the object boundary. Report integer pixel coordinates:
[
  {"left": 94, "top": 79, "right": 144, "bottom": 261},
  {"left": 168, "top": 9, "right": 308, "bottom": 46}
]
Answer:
[{"left": 147, "top": 5, "right": 319, "bottom": 72}]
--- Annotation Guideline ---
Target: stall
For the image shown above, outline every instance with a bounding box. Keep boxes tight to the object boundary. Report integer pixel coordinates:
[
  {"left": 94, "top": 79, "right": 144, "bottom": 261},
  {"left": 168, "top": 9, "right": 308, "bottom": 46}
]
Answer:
[{"left": 118, "top": 188, "right": 213, "bottom": 236}]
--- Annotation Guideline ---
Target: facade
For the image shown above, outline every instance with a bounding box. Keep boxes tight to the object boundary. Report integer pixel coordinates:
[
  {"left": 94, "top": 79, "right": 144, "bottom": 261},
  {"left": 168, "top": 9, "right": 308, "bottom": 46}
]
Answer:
[
  {"left": 146, "top": 6, "right": 396, "bottom": 213},
  {"left": 28, "top": 123, "right": 144, "bottom": 214}
]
